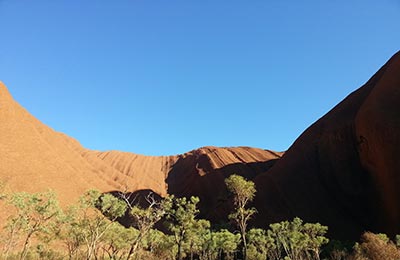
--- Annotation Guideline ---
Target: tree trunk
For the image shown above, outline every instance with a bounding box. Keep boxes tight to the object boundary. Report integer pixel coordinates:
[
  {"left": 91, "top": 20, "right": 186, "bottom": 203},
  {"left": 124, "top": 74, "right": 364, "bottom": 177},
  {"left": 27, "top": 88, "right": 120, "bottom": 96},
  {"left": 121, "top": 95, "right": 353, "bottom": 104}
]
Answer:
[
  {"left": 190, "top": 243, "right": 194, "bottom": 260},
  {"left": 177, "top": 242, "right": 182, "bottom": 260},
  {"left": 87, "top": 240, "right": 97, "bottom": 260},
  {"left": 20, "top": 230, "right": 35, "bottom": 260},
  {"left": 241, "top": 228, "right": 247, "bottom": 260},
  {"left": 126, "top": 234, "right": 141, "bottom": 260}
]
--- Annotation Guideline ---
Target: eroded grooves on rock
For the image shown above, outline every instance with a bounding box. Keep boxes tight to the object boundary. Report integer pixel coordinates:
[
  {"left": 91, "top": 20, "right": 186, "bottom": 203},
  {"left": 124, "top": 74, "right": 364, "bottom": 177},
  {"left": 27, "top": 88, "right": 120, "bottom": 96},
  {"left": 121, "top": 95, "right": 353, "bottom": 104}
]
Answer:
[{"left": 1, "top": 51, "right": 399, "bottom": 240}]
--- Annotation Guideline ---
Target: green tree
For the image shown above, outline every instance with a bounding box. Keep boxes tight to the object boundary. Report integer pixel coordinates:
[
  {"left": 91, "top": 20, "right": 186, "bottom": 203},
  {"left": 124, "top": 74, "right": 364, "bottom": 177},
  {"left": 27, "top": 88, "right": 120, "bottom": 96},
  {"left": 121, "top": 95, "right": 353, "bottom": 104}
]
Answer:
[
  {"left": 267, "top": 217, "right": 328, "bottom": 260},
  {"left": 165, "top": 196, "right": 205, "bottom": 260},
  {"left": 212, "top": 229, "right": 240, "bottom": 260},
  {"left": 75, "top": 190, "right": 127, "bottom": 260},
  {"left": 303, "top": 222, "right": 329, "bottom": 260},
  {"left": 5, "top": 191, "right": 61, "bottom": 260},
  {"left": 101, "top": 223, "right": 137, "bottom": 260},
  {"left": 246, "top": 228, "right": 274, "bottom": 260},
  {"left": 57, "top": 205, "right": 85, "bottom": 260},
  {"left": 225, "top": 174, "right": 256, "bottom": 260},
  {"left": 142, "top": 229, "right": 176, "bottom": 260},
  {"left": 119, "top": 192, "right": 170, "bottom": 260},
  {"left": 187, "top": 218, "right": 211, "bottom": 260}
]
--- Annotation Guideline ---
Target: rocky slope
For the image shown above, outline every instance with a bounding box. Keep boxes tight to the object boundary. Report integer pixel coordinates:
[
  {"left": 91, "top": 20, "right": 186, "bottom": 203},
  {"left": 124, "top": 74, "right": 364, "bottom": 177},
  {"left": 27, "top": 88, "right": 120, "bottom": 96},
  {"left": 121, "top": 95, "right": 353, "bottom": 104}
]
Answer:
[
  {"left": 0, "top": 83, "right": 279, "bottom": 205},
  {"left": 253, "top": 51, "right": 400, "bottom": 240},
  {"left": 0, "top": 82, "right": 124, "bottom": 204},
  {"left": 1, "top": 51, "right": 399, "bottom": 240}
]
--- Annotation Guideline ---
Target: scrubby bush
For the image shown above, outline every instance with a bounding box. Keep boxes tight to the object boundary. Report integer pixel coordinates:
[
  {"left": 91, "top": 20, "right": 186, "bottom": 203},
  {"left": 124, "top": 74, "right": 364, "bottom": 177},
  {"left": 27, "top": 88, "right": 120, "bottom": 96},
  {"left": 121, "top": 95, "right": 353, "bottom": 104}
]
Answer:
[
  {"left": 2, "top": 184, "right": 400, "bottom": 260},
  {"left": 267, "top": 217, "right": 329, "bottom": 260},
  {"left": 2, "top": 191, "right": 62, "bottom": 260},
  {"left": 246, "top": 228, "right": 273, "bottom": 260},
  {"left": 350, "top": 232, "right": 400, "bottom": 260}
]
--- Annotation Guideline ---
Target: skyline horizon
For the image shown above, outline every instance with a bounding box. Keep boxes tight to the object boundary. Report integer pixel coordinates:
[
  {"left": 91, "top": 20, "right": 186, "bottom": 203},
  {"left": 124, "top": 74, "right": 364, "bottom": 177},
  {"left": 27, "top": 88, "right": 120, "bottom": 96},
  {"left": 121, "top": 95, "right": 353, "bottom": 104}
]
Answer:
[
  {"left": 1, "top": 1, "right": 399, "bottom": 155},
  {"left": 2, "top": 79, "right": 289, "bottom": 155},
  {"left": 1, "top": 49, "right": 396, "bottom": 156}
]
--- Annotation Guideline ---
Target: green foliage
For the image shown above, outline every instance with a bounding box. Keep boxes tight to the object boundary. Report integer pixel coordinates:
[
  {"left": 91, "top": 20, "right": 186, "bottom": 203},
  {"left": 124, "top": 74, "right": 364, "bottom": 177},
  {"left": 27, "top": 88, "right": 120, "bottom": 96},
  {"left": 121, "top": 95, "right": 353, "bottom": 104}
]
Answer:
[
  {"left": 2, "top": 186, "right": 398, "bottom": 260},
  {"left": 124, "top": 192, "right": 170, "bottom": 260},
  {"left": 57, "top": 205, "right": 85, "bottom": 259},
  {"left": 396, "top": 234, "right": 400, "bottom": 247},
  {"left": 142, "top": 228, "right": 176, "bottom": 260},
  {"left": 165, "top": 196, "right": 208, "bottom": 260},
  {"left": 267, "top": 217, "right": 329, "bottom": 260},
  {"left": 225, "top": 174, "right": 257, "bottom": 260},
  {"left": 225, "top": 174, "right": 256, "bottom": 209},
  {"left": 212, "top": 229, "right": 240, "bottom": 260},
  {"left": 4, "top": 190, "right": 61, "bottom": 260},
  {"left": 375, "top": 233, "right": 390, "bottom": 243},
  {"left": 246, "top": 228, "right": 274, "bottom": 260},
  {"left": 101, "top": 222, "right": 137, "bottom": 260},
  {"left": 61, "top": 190, "right": 127, "bottom": 260},
  {"left": 98, "top": 193, "right": 127, "bottom": 220},
  {"left": 79, "top": 189, "right": 127, "bottom": 220}
]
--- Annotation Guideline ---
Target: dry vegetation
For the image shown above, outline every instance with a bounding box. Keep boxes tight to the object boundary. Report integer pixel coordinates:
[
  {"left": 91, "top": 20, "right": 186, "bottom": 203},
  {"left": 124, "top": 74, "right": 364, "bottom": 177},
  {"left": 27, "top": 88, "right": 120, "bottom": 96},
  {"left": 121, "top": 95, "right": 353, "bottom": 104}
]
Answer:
[{"left": 1, "top": 177, "right": 400, "bottom": 260}]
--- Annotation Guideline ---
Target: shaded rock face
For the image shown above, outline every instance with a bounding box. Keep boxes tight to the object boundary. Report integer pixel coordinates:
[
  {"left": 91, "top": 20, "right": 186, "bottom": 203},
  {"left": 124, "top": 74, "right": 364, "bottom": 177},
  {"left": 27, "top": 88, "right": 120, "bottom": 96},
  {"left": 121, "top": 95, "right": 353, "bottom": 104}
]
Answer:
[
  {"left": 166, "top": 147, "right": 282, "bottom": 223},
  {"left": 253, "top": 51, "right": 400, "bottom": 240},
  {"left": 355, "top": 52, "right": 400, "bottom": 235},
  {"left": 1, "top": 51, "right": 400, "bottom": 241}
]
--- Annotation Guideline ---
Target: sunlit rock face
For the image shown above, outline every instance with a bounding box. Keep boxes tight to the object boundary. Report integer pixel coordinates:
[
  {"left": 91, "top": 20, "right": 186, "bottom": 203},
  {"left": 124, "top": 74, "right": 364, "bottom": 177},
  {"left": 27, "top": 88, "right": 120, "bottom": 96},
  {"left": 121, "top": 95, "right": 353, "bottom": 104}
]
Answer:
[
  {"left": 0, "top": 84, "right": 279, "bottom": 210},
  {"left": 1, "top": 51, "right": 399, "bottom": 240}
]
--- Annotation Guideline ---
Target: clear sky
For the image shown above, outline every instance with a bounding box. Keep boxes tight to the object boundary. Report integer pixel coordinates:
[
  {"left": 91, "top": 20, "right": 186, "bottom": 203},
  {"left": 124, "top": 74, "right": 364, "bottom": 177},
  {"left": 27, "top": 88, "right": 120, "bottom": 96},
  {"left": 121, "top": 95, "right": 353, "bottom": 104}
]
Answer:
[{"left": 0, "top": 1, "right": 399, "bottom": 156}]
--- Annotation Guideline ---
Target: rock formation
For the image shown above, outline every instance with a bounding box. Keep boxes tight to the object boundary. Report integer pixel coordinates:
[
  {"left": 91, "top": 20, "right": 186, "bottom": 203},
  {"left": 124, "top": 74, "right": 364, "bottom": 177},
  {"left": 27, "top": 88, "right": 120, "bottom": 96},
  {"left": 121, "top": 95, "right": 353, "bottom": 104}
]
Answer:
[
  {"left": 0, "top": 82, "right": 279, "bottom": 206},
  {"left": 253, "top": 51, "right": 400, "bottom": 240},
  {"left": 0, "top": 51, "right": 399, "bottom": 240}
]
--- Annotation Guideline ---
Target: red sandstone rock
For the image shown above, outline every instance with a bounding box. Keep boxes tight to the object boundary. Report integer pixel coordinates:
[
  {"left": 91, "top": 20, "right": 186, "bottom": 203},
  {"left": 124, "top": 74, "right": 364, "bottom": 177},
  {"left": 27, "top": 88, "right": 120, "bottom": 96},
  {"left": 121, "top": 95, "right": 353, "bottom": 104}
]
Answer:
[
  {"left": 1, "top": 51, "right": 399, "bottom": 240},
  {"left": 0, "top": 83, "right": 279, "bottom": 208},
  {"left": 253, "top": 51, "right": 400, "bottom": 240}
]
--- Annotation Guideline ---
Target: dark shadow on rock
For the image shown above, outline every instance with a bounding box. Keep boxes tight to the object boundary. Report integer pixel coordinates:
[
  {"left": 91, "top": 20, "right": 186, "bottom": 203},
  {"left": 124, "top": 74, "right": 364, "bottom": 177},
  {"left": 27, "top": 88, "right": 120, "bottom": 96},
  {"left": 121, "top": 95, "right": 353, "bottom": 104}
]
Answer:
[{"left": 166, "top": 154, "right": 280, "bottom": 227}]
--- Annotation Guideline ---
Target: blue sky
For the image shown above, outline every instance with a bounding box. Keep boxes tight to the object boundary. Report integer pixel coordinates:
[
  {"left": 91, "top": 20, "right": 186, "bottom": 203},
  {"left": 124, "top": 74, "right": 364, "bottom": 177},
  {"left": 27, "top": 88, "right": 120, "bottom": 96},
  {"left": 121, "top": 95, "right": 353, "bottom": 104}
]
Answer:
[{"left": 0, "top": 0, "right": 399, "bottom": 155}]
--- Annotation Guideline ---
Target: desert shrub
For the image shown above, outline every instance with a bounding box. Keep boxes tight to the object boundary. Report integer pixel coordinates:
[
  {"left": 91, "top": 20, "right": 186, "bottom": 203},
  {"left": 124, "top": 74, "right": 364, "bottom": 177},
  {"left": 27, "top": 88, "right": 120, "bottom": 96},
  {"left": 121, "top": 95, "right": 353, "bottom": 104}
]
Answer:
[
  {"left": 10, "top": 187, "right": 400, "bottom": 260},
  {"left": 100, "top": 223, "right": 137, "bottom": 260},
  {"left": 142, "top": 228, "right": 176, "bottom": 260},
  {"left": 58, "top": 190, "right": 127, "bottom": 260},
  {"left": 349, "top": 232, "right": 400, "bottom": 260},
  {"left": 2, "top": 191, "right": 62, "bottom": 260}
]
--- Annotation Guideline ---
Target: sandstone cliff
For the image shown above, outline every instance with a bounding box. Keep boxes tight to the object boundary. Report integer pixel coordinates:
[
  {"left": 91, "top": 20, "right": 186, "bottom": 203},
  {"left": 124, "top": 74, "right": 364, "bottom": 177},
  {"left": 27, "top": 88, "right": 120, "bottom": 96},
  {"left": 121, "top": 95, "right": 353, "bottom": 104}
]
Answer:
[
  {"left": 1, "top": 51, "right": 399, "bottom": 240},
  {"left": 253, "top": 51, "right": 400, "bottom": 240},
  {"left": 0, "top": 83, "right": 278, "bottom": 206}
]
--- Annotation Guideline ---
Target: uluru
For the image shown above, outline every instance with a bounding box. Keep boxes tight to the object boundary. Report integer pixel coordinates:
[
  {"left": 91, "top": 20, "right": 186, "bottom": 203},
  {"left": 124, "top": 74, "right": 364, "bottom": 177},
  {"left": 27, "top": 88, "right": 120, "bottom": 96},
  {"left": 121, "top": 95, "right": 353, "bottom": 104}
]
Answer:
[
  {"left": 1, "top": 51, "right": 400, "bottom": 242},
  {"left": 253, "top": 51, "right": 400, "bottom": 240}
]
